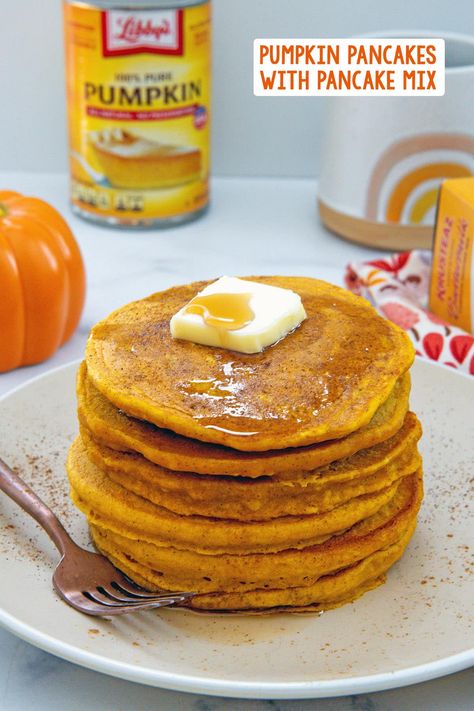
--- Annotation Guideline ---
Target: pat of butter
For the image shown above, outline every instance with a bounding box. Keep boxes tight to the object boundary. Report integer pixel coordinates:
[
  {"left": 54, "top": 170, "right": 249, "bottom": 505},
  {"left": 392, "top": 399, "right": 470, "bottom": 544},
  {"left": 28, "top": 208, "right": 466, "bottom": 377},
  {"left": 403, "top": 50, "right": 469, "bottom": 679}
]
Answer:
[{"left": 170, "top": 276, "right": 307, "bottom": 353}]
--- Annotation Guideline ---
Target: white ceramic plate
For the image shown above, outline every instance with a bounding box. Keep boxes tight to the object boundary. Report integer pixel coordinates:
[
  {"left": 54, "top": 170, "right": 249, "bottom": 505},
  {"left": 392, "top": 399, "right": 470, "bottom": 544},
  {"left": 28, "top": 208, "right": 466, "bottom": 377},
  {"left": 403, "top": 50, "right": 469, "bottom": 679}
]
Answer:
[{"left": 0, "top": 359, "right": 472, "bottom": 699}]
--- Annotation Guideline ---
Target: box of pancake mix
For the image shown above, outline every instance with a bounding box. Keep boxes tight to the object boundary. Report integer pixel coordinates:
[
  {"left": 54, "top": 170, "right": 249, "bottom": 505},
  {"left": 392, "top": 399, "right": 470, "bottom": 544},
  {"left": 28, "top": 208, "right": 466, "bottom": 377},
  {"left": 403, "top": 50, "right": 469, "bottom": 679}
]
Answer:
[{"left": 429, "top": 177, "right": 474, "bottom": 334}]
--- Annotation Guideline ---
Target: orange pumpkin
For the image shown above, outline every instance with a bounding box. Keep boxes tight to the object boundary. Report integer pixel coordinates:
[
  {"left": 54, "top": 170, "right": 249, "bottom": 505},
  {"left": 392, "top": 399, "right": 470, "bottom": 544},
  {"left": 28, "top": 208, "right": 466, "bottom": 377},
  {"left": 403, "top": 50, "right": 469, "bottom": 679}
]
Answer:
[{"left": 0, "top": 191, "right": 86, "bottom": 372}]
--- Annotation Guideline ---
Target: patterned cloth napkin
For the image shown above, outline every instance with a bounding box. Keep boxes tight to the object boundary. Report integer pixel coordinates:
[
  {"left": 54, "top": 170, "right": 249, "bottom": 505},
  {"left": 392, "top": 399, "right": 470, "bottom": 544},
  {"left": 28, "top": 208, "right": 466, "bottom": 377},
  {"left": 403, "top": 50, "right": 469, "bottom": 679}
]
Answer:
[{"left": 345, "top": 250, "right": 474, "bottom": 376}]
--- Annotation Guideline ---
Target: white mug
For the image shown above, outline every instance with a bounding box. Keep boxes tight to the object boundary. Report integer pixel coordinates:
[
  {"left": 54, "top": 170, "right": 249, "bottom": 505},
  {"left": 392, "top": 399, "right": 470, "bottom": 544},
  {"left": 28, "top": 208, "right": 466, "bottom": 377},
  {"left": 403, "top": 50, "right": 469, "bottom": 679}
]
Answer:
[{"left": 318, "top": 31, "right": 474, "bottom": 250}]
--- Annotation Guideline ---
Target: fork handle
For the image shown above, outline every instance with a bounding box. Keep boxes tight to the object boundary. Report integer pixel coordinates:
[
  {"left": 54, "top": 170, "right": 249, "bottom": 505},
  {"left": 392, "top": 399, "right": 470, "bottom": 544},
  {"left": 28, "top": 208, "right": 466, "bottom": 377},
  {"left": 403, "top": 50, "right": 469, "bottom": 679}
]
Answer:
[{"left": 0, "top": 457, "right": 74, "bottom": 557}]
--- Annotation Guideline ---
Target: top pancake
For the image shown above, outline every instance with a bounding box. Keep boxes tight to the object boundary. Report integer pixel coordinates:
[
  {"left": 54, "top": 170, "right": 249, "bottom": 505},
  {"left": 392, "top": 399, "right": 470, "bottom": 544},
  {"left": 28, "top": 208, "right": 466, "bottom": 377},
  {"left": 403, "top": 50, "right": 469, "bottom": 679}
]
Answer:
[
  {"left": 85, "top": 277, "right": 414, "bottom": 451},
  {"left": 78, "top": 362, "right": 410, "bottom": 477}
]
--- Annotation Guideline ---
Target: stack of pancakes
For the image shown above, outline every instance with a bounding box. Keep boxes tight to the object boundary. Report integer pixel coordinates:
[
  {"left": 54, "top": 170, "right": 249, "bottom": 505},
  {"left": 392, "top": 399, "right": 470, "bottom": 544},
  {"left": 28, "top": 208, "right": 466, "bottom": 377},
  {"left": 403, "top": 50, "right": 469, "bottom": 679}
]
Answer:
[{"left": 67, "top": 277, "right": 423, "bottom": 613}]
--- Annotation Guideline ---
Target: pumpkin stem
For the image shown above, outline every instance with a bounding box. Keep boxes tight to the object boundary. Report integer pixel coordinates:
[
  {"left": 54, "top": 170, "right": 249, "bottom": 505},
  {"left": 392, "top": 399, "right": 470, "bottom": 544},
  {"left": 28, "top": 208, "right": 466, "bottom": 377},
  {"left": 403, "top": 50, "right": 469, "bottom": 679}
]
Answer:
[{"left": 0, "top": 203, "right": 6, "bottom": 218}]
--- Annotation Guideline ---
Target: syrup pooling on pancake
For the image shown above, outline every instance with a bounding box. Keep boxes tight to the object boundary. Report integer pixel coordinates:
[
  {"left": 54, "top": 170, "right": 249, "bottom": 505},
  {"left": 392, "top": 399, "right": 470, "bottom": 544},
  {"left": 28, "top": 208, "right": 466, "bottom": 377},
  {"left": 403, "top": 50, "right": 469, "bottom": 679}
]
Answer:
[
  {"left": 77, "top": 361, "right": 411, "bottom": 476},
  {"left": 182, "top": 378, "right": 240, "bottom": 398},
  {"left": 85, "top": 277, "right": 415, "bottom": 450},
  {"left": 180, "top": 363, "right": 255, "bottom": 426}
]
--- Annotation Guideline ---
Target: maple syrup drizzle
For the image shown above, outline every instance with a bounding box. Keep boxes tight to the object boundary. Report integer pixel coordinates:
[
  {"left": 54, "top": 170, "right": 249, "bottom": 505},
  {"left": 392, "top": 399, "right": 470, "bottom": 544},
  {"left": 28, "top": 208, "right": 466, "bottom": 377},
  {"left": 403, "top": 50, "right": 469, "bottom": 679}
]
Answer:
[
  {"left": 180, "top": 293, "right": 257, "bottom": 403},
  {"left": 183, "top": 292, "right": 255, "bottom": 332},
  {"left": 203, "top": 423, "right": 260, "bottom": 436},
  {"left": 183, "top": 378, "right": 235, "bottom": 398}
]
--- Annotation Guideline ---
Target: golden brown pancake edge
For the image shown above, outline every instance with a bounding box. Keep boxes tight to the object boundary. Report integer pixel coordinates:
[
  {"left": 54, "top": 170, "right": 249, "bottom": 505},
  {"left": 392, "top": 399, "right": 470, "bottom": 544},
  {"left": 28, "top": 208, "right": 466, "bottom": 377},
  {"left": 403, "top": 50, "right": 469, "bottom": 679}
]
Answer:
[{"left": 85, "top": 277, "right": 415, "bottom": 451}]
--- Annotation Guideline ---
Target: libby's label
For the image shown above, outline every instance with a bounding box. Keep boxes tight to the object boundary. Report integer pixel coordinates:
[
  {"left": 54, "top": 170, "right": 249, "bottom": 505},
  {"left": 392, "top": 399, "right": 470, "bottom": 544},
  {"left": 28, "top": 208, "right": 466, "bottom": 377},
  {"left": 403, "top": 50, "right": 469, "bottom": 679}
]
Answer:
[
  {"left": 102, "top": 10, "right": 184, "bottom": 56},
  {"left": 64, "top": 2, "right": 210, "bottom": 224},
  {"left": 429, "top": 177, "right": 474, "bottom": 333}
]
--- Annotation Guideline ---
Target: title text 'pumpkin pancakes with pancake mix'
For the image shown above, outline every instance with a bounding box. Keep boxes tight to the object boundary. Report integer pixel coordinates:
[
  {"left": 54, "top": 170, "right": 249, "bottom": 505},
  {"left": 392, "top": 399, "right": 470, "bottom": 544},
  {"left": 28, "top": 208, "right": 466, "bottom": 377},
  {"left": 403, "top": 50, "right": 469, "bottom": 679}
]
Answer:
[{"left": 68, "top": 276, "right": 423, "bottom": 613}]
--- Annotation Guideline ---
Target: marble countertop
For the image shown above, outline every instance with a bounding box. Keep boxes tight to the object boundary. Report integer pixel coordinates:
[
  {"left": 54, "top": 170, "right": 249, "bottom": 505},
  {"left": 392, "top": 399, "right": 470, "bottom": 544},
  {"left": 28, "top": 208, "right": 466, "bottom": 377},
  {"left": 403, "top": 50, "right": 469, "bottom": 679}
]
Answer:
[{"left": 0, "top": 172, "right": 472, "bottom": 710}]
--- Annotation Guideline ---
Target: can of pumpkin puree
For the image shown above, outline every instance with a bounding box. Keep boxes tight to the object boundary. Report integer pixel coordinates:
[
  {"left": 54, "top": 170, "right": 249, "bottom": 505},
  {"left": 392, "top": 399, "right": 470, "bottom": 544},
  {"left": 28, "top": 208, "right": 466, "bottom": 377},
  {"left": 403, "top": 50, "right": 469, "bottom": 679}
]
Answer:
[{"left": 63, "top": 0, "right": 210, "bottom": 228}]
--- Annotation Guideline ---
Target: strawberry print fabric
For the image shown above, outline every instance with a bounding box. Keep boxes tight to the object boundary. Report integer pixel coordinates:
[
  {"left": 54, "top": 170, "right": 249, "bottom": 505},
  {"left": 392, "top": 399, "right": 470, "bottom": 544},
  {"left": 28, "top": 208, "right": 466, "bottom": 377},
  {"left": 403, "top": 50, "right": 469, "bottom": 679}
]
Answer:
[{"left": 345, "top": 250, "right": 474, "bottom": 376}]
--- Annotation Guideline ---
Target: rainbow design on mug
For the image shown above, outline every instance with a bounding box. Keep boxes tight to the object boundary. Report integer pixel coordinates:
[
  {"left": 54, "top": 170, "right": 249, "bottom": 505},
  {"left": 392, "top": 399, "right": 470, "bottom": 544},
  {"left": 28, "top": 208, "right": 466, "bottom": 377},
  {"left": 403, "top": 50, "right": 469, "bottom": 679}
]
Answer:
[{"left": 366, "top": 133, "right": 474, "bottom": 226}]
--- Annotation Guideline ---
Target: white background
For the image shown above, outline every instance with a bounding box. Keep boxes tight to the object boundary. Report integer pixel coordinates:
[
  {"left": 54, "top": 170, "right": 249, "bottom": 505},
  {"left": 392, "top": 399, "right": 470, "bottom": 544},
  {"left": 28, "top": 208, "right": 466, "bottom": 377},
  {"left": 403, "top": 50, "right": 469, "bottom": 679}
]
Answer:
[{"left": 0, "top": 0, "right": 473, "bottom": 177}]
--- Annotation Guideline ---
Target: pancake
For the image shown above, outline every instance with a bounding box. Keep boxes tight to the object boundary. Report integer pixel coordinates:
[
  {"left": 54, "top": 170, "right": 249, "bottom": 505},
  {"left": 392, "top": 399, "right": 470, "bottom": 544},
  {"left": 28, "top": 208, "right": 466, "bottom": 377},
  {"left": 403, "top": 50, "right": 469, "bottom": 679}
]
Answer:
[
  {"left": 189, "top": 520, "right": 418, "bottom": 611},
  {"left": 88, "top": 472, "right": 422, "bottom": 593},
  {"left": 95, "top": 550, "right": 388, "bottom": 614},
  {"left": 69, "top": 275, "right": 424, "bottom": 615},
  {"left": 77, "top": 362, "right": 411, "bottom": 476},
  {"left": 91, "top": 501, "right": 419, "bottom": 611},
  {"left": 85, "top": 277, "right": 415, "bottom": 451},
  {"left": 80, "top": 413, "right": 422, "bottom": 520},
  {"left": 190, "top": 577, "right": 387, "bottom": 614},
  {"left": 67, "top": 437, "right": 409, "bottom": 554}
]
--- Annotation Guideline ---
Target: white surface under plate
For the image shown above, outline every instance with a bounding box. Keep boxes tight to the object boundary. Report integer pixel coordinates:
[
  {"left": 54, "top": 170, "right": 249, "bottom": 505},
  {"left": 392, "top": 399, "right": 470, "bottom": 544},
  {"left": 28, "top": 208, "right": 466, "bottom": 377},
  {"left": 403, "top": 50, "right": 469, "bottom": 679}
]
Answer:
[{"left": 0, "top": 359, "right": 472, "bottom": 699}]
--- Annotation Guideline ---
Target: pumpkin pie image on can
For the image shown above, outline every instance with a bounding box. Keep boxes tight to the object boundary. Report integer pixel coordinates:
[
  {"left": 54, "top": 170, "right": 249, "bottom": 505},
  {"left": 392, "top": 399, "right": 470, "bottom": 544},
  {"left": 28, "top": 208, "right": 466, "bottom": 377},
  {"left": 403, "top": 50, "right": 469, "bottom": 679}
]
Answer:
[{"left": 89, "top": 129, "right": 202, "bottom": 190}]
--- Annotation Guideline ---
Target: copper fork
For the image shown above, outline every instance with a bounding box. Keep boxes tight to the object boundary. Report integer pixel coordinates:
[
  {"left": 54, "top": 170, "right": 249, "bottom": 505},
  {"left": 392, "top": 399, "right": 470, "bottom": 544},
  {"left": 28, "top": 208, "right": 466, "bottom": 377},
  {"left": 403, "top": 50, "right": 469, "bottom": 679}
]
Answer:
[{"left": 0, "top": 457, "right": 194, "bottom": 615}]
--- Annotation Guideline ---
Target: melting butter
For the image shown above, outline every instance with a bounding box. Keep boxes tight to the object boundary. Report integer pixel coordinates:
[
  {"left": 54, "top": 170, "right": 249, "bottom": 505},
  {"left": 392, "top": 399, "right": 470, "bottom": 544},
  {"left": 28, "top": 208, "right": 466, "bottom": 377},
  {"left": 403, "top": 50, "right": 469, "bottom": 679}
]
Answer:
[{"left": 170, "top": 276, "right": 307, "bottom": 354}]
